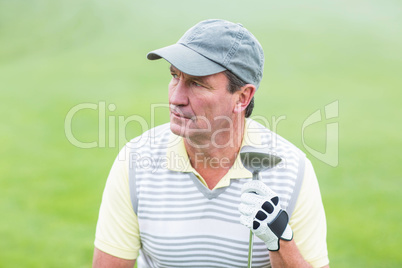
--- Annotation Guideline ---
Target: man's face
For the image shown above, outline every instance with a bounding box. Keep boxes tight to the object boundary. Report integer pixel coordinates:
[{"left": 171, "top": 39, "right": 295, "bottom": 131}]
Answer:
[{"left": 168, "top": 65, "right": 239, "bottom": 146}]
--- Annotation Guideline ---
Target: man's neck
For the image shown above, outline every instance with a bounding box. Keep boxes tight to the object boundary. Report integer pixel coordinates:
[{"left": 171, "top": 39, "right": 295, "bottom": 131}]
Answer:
[{"left": 183, "top": 119, "right": 245, "bottom": 189}]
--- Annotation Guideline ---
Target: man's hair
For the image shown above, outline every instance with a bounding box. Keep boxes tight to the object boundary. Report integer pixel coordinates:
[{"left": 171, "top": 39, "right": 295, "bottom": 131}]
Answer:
[{"left": 224, "top": 70, "right": 254, "bottom": 118}]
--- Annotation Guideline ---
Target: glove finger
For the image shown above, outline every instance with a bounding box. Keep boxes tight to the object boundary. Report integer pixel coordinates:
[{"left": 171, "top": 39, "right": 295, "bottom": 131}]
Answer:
[{"left": 242, "top": 180, "right": 277, "bottom": 198}]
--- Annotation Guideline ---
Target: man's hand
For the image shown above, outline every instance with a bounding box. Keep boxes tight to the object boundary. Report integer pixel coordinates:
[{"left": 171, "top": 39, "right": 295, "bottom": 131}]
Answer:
[{"left": 239, "top": 180, "right": 293, "bottom": 251}]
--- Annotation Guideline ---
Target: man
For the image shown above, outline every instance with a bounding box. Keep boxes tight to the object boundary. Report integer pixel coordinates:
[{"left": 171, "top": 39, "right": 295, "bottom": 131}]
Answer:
[{"left": 93, "top": 19, "right": 329, "bottom": 268}]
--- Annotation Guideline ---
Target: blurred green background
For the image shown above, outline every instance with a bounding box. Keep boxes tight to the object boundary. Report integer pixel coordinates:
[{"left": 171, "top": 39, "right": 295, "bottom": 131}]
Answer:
[{"left": 1, "top": 0, "right": 401, "bottom": 267}]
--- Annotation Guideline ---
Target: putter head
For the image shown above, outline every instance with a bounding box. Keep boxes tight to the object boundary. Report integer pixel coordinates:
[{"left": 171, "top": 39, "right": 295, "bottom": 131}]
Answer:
[{"left": 240, "top": 146, "right": 282, "bottom": 177}]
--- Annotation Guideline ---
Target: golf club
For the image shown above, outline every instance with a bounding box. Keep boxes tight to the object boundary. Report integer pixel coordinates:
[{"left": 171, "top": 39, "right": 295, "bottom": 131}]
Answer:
[{"left": 240, "top": 145, "right": 282, "bottom": 268}]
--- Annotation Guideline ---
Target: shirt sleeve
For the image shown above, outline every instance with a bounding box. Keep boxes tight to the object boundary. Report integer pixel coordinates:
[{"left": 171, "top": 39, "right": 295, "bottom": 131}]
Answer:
[
  {"left": 94, "top": 145, "right": 141, "bottom": 260},
  {"left": 289, "top": 159, "right": 329, "bottom": 268}
]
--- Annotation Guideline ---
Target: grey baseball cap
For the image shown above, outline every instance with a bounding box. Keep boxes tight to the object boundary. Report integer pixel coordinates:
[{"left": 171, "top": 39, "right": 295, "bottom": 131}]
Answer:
[{"left": 147, "top": 19, "right": 264, "bottom": 89}]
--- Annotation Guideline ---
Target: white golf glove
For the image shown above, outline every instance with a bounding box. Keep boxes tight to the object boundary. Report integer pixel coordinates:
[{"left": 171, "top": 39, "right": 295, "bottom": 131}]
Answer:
[{"left": 239, "top": 180, "right": 293, "bottom": 251}]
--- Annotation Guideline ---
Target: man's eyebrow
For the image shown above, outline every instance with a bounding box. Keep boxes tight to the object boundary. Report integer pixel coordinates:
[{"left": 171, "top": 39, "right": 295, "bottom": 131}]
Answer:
[
  {"left": 169, "top": 65, "right": 208, "bottom": 82},
  {"left": 169, "top": 65, "right": 213, "bottom": 88}
]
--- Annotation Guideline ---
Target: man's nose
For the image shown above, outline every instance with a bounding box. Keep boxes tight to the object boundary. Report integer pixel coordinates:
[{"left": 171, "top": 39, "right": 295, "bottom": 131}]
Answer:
[{"left": 169, "top": 79, "right": 189, "bottom": 106}]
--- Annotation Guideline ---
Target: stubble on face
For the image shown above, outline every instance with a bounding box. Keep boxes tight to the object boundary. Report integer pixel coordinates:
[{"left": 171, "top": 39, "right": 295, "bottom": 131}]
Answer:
[{"left": 168, "top": 66, "right": 238, "bottom": 147}]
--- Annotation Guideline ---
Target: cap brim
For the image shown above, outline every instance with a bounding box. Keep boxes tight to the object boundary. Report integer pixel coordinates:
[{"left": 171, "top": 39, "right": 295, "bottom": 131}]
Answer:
[{"left": 147, "top": 44, "right": 226, "bottom": 76}]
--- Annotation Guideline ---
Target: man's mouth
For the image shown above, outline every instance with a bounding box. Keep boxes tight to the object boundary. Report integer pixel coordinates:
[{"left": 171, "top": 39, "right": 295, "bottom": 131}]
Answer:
[{"left": 170, "top": 107, "right": 193, "bottom": 120}]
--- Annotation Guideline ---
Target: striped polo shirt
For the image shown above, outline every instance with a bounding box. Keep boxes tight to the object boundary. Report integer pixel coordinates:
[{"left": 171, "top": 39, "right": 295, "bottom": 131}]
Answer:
[{"left": 94, "top": 118, "right": 329, "bottom": 267}]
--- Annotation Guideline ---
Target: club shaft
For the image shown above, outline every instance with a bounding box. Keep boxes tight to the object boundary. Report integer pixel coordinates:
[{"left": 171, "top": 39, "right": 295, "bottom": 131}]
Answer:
[
  {"left": 247, "top": 231, "right": 254, "bottom": 268},
  {"left": 248, "top": 172, "right": 260, "bottom": 267}
]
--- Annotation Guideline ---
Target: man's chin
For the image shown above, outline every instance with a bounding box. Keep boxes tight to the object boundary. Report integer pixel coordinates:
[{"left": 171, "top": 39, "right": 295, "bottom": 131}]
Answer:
[{"left": 170, "top": 122, "right": 187, "bottom": 138}]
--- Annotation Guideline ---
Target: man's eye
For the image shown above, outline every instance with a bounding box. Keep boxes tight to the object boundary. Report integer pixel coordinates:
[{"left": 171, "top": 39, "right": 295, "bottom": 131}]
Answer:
[
  {"left": 171, "top": 73, "right": 178, "bottom": 78},
  {"left": 192, "top": 81, "right": 203, "bottom": 87}
]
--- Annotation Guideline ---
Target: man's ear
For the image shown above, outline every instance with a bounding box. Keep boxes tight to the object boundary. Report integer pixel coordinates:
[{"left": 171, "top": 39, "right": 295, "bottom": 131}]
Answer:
[{"left": 233, "top": 84, "right": 256, "bottom": 114}]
